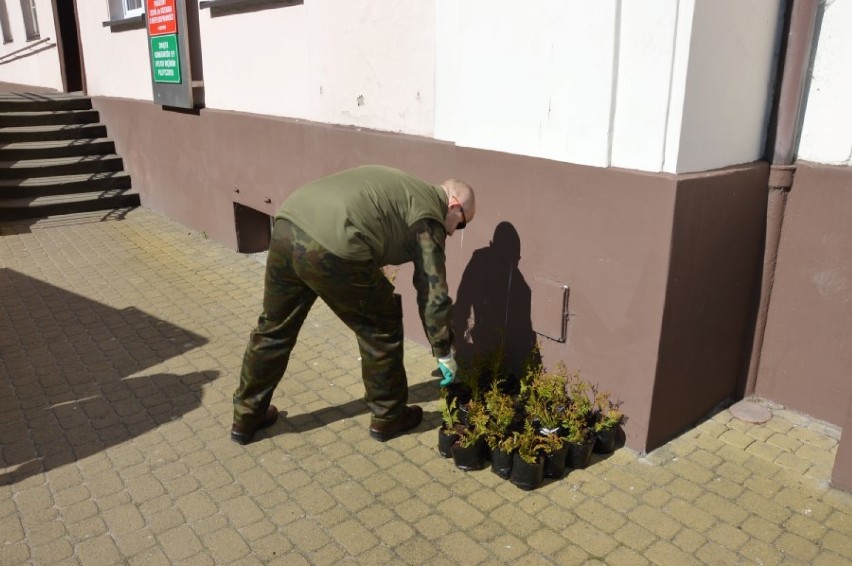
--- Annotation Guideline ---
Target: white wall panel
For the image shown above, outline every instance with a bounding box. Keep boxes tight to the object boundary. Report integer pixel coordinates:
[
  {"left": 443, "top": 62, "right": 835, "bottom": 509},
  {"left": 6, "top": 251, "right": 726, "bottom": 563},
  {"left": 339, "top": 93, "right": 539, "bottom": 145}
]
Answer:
[
  {"left": 448, "top": 0, "right": 618, "bottom": 167},
  {"left": 798, "top": 0, "right": 852, "bottom": 166},
  {"left": 76, "top": 4, "right": 153, "bottom": 100},
  {"left": 201, "top": 0, "right": 435, "bottom": 136},
  {"left": 669, "top": 0, "right": 781, "bottom": 173},
  {"left": 305, "top": 0, "right": 435, "bottom": 136},
  {"left": 610, "top": 0, "right": 679, "bottom": 172},
  {"left": 0, "top": 0, "right": 62, "bottom": 90},
  {"left": 199, "top": 6, "right": 311, "bottom": 117},
  {"left": 434, "top": 0, "right": 458, "bottom": 142}
]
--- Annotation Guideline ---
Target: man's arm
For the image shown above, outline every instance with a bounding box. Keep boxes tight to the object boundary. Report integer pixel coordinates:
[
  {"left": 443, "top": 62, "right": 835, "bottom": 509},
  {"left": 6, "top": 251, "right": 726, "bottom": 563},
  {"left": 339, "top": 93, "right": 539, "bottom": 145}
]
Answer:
[{"left": 408, "top": 218, "right": 454, "bottom": 358}]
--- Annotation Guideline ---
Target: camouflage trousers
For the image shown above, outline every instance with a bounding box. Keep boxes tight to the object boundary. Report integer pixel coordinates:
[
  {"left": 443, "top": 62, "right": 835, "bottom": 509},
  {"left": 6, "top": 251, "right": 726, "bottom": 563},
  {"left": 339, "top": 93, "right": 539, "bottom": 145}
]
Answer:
[{"left": 233, "top": 218, "right": 407, "bottom": 427}]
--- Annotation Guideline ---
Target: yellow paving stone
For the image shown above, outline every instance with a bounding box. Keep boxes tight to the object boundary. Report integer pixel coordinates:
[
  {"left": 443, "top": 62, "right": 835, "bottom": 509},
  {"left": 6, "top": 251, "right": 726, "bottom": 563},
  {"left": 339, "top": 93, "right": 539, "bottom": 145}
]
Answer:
[
  {"left": 743, "top": 473, "right": 783, "bottom": 497},
  {"left": 822, "top": 530, "right": 852, "bottom": 559},
  {"left": 489, "top": 533, "right": 529, "bottom": 562},
  {"left": 602, "top": 467, "right": 651, "bottom": 494},
  {"left": 667, "top": 458, "right": 715, "bottom": 485},
  {"left": 665, "top": 497, "right": 716, "bottom": 532},
  {"left": 237, "top": 519, "right": 277, "bottom": 543},
  {"left": 575, "top": 499, "right": 626, "bottom": 533},
  {"left": 716, "top": 442, "right": 752, "bottom": 464},
  {"left": 663, "top": 477, "right": 705, "bottom": 501},
  {"left": 626, "top": 505, "right": 681, "bottom": 539},
  {"left": 527, "top": 527, "right": 568, "bottom": 556},
  {"left": 601, "top": 488, "right": 639, "bottom": 514},
  {"left": 307, "top": 542, "right": 347, "bottom": 566},
  {"left": 746, "top": 440, "right": 785, "bottom": 462},
  {"left": 75, "top": 535, "right": 121, "bottom": 564},
  {"left": 767, "top": 432, "right": 804, "bottom": 452},
  {"left": 641, "top": 486, "right": 673, "bottom": 507},
  {"left": 776, "top": 531, "right": 820, "bottom": 562},
  {"left": 740, "top": 514, "right": 783, "bottom": 543},
  {"left": 30, "top": 539, "right": 74, "bottom": 564},
  {"left": 705, "top": 475, "right": 745, "bottom": 499},
  {"left": 775, "top": 452, "right": 813, "bottom": 474},
  {"left": 562, "top": 519, "right": 619, "bottom": 557},
  {"left": 604, "top": 545, "right": 650, "bottom": 565},
  {"left": 706, "top": 522, "right": 750, "bottom": 550},
  {"left": 203, "top": 527, "right": 252, "bottom": 563},
  {"left": 437, "top": 531, "right": 490, "bottom": 564},
  {"left": 812, "top": 551, "right": 851, "bottom": 566},
  {"left": 739, "top": 538, "right": 786, "bottom": 565},
  {"left": 785, "top": 512, "right": 829, "bottom": 540},
  {"left": 695, "top": 491, "right": 750, "bottom": 525},
  {"left": 671, "top": 528, "right": 707, "bottom": 554},
  {"left": 644, "top": 540, "right": 701, "bottom": 566},
  {"left": 719, "top": 429, "right": 756, "bottom": 450}
]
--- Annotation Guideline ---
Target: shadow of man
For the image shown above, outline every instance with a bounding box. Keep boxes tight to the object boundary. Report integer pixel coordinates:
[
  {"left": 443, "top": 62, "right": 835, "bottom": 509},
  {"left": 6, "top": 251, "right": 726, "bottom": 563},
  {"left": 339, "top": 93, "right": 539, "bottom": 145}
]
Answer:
[
  {"left": 453, "top": 222, "right": 539, "bottom": 383},
  {"left": 0, "top": 269, "right": 211, "bottom": 485}
]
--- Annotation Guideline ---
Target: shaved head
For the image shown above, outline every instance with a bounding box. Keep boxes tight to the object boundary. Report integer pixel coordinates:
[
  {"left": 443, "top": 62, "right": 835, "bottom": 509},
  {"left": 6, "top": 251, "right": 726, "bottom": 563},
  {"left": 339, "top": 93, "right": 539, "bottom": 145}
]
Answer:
[{"left": 441, "top": 179, "right": 476, "bottom": 222}]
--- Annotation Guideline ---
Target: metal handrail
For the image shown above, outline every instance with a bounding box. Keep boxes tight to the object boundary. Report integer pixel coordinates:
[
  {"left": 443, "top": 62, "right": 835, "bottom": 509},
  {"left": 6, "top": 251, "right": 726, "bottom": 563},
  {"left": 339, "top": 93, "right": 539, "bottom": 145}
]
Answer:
[{"left": 0, "top": 36, "right": 53, "bottom": 63}]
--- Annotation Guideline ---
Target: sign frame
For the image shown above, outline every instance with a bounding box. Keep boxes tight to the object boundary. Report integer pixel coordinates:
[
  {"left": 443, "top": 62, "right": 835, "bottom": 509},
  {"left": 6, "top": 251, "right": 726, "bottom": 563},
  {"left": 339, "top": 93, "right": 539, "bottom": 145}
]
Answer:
[{"left": 146, "top": 0, "right": 196, "bottom": 109}]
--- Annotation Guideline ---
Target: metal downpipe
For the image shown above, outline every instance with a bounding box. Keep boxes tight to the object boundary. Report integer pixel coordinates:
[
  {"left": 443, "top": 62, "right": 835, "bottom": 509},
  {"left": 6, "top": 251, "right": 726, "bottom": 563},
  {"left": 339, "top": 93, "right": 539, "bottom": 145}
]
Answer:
[{"left": 744, "top": 0, "right": 819, "bottom": 396}]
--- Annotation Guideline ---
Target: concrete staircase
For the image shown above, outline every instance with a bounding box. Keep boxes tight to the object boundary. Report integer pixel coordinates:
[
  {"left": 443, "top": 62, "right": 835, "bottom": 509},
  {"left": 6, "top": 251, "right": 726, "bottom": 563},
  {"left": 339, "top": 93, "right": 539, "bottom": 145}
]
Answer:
[{"left": 0, "top": 92, "right": 138, "bottom": 222}]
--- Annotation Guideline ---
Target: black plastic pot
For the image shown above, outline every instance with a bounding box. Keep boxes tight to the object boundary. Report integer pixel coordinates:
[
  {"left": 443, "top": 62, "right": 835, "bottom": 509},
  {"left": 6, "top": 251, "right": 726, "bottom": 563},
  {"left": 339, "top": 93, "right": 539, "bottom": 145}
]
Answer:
[
  {"left": 438, "top": 427, "right": 459, "bottom": 458},
  {"left": 567, "top": 439, "right": 594, "bottom": 469},
  {"left": 509, "top": 453, "right": 544, "bottom": 490},
  {"left": 490, "top": 447, "right": 513, "bottom": 479},
  {"left": 451, "top": 438, "right": 487, "bottom": 471},
  {"left": 543, "top": 444, "right": 569, "bottom": 478},
  {"left": 593, "top": 427, "right": 617, "bottom": 454}
]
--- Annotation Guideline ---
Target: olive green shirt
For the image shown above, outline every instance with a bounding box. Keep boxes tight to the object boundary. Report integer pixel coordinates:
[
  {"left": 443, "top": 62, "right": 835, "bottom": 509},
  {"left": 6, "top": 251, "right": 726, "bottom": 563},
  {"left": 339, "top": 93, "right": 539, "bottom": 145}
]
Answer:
[{"left": 277, "top": 165, "right": 454, "bottom": 356}]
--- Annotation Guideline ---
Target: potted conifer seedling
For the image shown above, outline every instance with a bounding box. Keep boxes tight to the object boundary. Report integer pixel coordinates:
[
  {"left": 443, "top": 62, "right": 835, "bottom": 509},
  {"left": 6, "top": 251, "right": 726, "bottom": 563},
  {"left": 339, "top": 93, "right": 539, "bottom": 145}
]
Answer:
[
  {"left": 562, "top": 379, "right": 595, "bottom": 470},
  {"left": 438, "top": 390, "right": 460, "bottom": 458},
  {"left": 592, "top": 389, "right": 624, "bottom": 454},
  {"left": 483, "top": 380, "right": 518, "bottom": 479},
  {"left": 451, "top": 398, "right": 488, "bottom": 471},
  {"left": 506, "top": 421, "right": 562, "bottom": 490}
]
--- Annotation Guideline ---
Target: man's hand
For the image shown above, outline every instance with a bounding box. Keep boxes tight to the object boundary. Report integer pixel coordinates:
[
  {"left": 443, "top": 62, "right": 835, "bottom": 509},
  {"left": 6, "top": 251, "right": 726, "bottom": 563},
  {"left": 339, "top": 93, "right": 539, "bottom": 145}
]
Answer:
[{"left": 437, "top": 352, "right": 458, "bottom": 387}]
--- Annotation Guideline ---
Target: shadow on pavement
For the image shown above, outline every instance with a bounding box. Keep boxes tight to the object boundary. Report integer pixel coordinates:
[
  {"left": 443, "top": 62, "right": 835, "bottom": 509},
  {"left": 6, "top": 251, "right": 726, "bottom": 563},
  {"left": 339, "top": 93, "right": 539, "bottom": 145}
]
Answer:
[
  {"left": 268, "top": 379, "right": 444, "bottom": 439},
  {"left": 0, "top": 269, "right": 211, "bottom": 485}
]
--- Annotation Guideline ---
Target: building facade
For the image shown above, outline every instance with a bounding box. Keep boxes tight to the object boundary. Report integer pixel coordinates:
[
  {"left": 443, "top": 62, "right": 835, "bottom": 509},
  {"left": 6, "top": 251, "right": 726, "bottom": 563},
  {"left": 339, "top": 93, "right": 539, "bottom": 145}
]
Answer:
[{"left": 1, "top": 0, "right": 850, "bottom": 489}]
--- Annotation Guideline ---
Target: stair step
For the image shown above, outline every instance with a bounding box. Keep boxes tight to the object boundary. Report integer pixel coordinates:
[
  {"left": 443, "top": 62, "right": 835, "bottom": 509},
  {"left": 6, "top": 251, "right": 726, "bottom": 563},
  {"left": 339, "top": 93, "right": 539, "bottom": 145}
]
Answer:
[
  {"left": 0, "top": 154, "right": 125, "bottom": 179},
  {"left": 0, "top": 122, "right": 107, "bottom": 143},
  {"left": 0, "top": 92, "right": 135, "bottom": 223},
  {"left": 0, "top": 137, "right": 116, "bottom": 161},
  {"left": 0, "top": 171, "right": 132, "bottom": 198},
  {"left": 0, "top": 109, "right": 100, "bottom": 127},
  {"left": 0, "top": 92, "right": 92, "bottom": 112},
  {"left": 0, "top": 208, "right": 138, "bottom": 234},
  {"left": 0, "top": 188, "right": 140, "bottom": 221}
]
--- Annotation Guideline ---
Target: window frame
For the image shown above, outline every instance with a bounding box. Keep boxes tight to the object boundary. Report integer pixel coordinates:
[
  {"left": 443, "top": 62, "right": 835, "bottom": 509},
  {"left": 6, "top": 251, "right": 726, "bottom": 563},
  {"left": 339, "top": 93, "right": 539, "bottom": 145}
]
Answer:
[
  {"left": 19, "top": 0, "right": 39, "bottom": 41},
  {"left": 0, "top": 1, "right": 13, "bottom": 44},
  {"left": 123, "top": 0, "right": 144, "bottom": 18}
]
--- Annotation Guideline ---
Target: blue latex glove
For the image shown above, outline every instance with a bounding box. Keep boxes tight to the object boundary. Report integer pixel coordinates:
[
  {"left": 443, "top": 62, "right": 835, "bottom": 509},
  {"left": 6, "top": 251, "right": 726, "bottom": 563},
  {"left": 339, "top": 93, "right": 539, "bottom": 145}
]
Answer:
[{"left": 437, "top": 353, "right": 458, "bottom": 387}]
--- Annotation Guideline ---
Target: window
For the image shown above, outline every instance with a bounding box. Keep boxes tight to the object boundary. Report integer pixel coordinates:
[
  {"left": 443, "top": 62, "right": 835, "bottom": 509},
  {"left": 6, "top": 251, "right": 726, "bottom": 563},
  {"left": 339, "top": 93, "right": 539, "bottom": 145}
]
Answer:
[
  {"left": 19, "top": 0, "right": 38, "bottom": 40},
  {"left": 124, "top": 0, "right": 144, "bottom": 17},
  {"left": 105, "top": 0, "right": 145, "bottom": 23},
  {"left": 0, "top": 1, "right": 12, "bottom": 44}
]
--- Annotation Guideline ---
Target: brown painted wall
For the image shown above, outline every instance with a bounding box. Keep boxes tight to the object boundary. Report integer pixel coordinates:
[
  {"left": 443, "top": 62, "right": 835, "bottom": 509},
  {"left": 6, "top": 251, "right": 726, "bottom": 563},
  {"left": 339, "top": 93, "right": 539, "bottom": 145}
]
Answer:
[
  {"left": 833, "top": 396, "right": 852, "bottom": 491},
  {"left": 92, "top": 97, "right": 769, "bottom": 453},
  {"left": 754, "top": 162, "right": 852, "bottom": 490},
  {"left": 755, "top": 162, "right": 852, "bottom": 425},
  {"left": 647, "top": 165, "right": 768, "bottom": 449}
]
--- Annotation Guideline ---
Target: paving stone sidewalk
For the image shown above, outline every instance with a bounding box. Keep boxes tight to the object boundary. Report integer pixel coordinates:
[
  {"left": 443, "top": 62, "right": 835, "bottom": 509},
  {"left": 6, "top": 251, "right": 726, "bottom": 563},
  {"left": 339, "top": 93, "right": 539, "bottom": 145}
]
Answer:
[{"left": 1, "top": 209, "right": 850, "bottom": 565}]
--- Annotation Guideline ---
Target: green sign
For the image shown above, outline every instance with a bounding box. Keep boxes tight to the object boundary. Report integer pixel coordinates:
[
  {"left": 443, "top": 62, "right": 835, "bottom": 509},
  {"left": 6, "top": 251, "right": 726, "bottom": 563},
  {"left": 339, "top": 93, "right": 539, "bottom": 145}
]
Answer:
[{"left": 150, "top": 34, "right": 181, "bottom": 84}]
